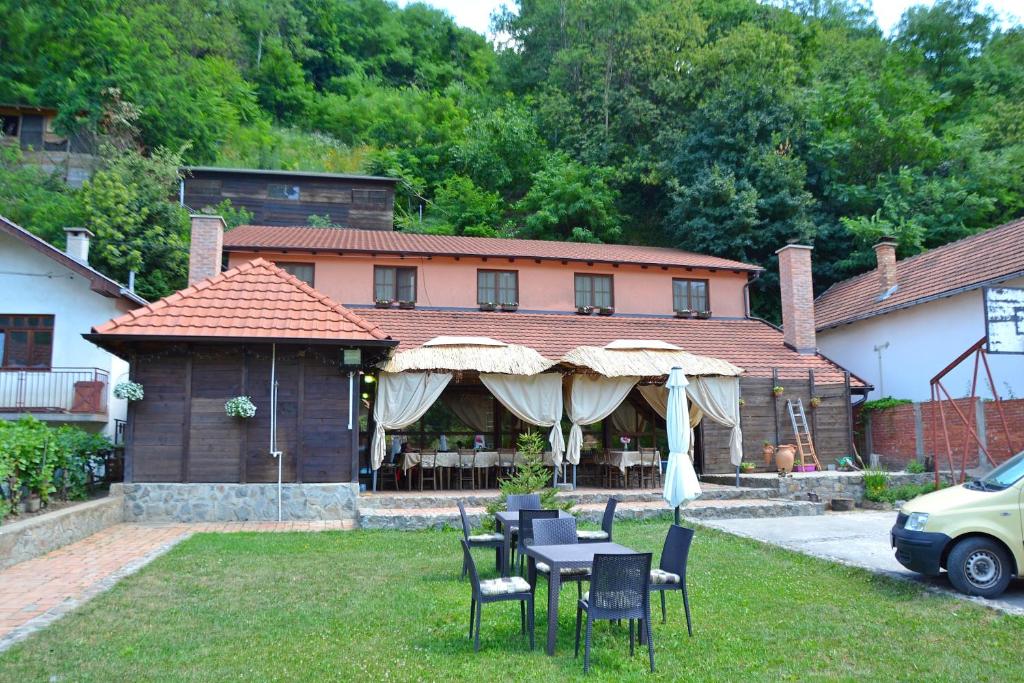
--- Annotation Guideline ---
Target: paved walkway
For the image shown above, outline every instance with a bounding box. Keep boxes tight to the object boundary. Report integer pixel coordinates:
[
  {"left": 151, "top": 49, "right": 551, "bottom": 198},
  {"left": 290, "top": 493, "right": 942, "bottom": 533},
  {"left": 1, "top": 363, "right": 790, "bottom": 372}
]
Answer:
[
  {"left": 703, "top": 512, "right": 1024, "bottom": 616},
  {"left": 0, "top": 520, "right": 353, "bottom": 653}
]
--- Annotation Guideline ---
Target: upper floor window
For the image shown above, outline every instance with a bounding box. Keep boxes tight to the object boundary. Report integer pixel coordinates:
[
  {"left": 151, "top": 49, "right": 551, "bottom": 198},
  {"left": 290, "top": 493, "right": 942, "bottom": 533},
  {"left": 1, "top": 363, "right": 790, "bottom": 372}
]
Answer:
[
  {"left": 268, "top": 183, "right": 300, "bottom": 200},
  {"left": 477, "top": 270, "right": 518, "bottom": 305},
  {"left": 673, "top": 278, "right": 708, "bottom": 312},
  {"left": 0, "top": 315, "right": 54, "bottom": 369},
  {"left": 275, "top": 262, "right": 315, "bottom": 287},
  {"left": 575, "top": 274, "right": 613, "bottom": 309},
  {"left": 374, "top": 266, "right": 416, "bottom": 302}
]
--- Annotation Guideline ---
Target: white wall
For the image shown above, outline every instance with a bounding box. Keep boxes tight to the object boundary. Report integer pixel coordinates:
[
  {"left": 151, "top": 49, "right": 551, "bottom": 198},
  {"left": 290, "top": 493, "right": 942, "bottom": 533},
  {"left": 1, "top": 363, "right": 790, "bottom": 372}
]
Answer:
[
  {"left": 818, "top": 276, "right": 1024, "bottom": 402},
  {"left": 0, "top": 231, "right": 134, "bottom": 434}
]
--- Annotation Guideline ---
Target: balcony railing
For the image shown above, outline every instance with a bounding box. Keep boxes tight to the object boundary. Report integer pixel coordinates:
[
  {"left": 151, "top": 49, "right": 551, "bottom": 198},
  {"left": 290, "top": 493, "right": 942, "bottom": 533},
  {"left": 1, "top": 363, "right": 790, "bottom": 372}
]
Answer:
[{"left": 0, "top": 367, "right": 109, "bottom": 414}]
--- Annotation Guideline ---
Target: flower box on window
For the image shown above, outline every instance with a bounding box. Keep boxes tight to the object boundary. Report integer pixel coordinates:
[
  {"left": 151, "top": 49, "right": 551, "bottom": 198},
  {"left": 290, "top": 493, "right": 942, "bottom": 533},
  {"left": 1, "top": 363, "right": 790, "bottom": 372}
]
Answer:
[
  {"left": 674, "top": 309, "right": 693, "bottom": 319},
  {"left": 576, "top": 305, "right": 594, "bottom": 315},
  {"left": 479, "top": 302, "right": 497, "bottom": 312},
  {"left": 500, "top": 302, "right": 519, "bottom": 312},
  {"left": 696, "top": 310, "right": 712, "bottom": 319},
  {"left": 375, "top": 299, "right": 394, "bottom": 309},
  {"left": 398, "top": 300, "right": 416, "bottom": 310},
  {"left": 597, "top": 306, "right": 614, "bottom": 316}
]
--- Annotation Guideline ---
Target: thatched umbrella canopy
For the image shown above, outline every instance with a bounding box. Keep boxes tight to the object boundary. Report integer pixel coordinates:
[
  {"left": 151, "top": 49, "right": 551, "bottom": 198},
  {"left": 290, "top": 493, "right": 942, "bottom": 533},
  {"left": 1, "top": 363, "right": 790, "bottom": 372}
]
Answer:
[
  {"left": 561, "top": 339, "right": 743, "bottom": 378},
  {"left": 380, "top": 335, "right": 556, "bottom": 375}
]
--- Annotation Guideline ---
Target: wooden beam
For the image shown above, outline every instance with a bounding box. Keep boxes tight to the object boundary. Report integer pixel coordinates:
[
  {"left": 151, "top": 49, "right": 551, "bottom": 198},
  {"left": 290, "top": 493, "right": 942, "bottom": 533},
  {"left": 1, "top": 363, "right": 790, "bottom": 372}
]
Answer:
[
  {"left": 240, "top": 346, "right": 249, "bottom": 484},
  {"left": 295, "top": 353, "right": 305, "bottom": 483},
  {"left": 181, "top": 353, "right": 193, "bottom": 483}
]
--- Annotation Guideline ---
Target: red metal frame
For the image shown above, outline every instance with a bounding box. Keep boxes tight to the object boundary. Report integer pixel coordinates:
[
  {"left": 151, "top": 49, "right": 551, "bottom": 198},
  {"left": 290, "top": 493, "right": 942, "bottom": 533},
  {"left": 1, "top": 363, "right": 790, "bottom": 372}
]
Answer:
[{"left": 929, "top": 337, "right": 1018, "bottom": 485}]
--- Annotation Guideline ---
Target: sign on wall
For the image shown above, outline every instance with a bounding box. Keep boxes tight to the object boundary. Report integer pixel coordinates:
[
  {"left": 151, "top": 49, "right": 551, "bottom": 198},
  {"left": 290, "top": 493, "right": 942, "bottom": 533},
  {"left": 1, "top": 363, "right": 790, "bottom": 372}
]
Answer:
[{"left": 984, "top": 287, "right": 1024, "bottom": 354}]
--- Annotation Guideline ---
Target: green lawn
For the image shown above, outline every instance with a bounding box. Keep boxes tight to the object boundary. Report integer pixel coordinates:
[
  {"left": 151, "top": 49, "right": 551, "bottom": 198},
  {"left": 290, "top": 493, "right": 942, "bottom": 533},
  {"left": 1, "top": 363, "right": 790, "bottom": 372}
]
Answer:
[{"left": 2, "top": 519, "right": 1022, "bottom": 682}]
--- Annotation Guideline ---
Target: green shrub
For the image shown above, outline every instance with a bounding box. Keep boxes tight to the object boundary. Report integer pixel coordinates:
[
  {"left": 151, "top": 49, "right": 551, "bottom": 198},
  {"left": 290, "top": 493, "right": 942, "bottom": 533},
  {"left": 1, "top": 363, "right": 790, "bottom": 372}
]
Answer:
[
  {"left": 861, "top": 396, "right": 913, "bottom": 412},
  {"left": 862, "top": 469, "right": 889, "bottom": 502},
  {"left": 905, "top": 460, "right": 926, "bottom": 474},
  {"left": 870, "top": 482, "right": 942, "bottom": 504}
]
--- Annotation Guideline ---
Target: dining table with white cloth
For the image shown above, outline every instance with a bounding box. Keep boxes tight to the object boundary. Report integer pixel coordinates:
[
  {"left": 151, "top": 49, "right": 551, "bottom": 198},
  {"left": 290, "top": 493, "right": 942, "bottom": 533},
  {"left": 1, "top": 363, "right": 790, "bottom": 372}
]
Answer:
[{"left": 606, "top": 449, "right": 662, "bottom": 476}]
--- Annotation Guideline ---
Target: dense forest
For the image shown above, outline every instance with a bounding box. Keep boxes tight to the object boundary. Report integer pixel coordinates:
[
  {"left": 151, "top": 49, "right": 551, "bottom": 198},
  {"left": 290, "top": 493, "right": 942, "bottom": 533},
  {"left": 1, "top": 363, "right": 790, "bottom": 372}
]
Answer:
[{"left": 1, "top": 0, "right": 1022, "bottom": 316}]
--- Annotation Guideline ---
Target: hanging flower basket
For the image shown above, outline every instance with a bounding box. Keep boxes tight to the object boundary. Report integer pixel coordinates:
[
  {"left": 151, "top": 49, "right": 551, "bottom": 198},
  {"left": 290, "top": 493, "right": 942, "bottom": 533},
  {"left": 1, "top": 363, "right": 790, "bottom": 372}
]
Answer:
[
  {"left": 113, "top": 380, "right": 144, "bottom": 402},
  {"left": 809, "top": 396, "right": 822, "bottom": 409},
  {"left": 225, "top": 396, "right": 257, "bottom": 418},
  {"left": 772, "top": 385, "right": 785, "bottom": 396}
]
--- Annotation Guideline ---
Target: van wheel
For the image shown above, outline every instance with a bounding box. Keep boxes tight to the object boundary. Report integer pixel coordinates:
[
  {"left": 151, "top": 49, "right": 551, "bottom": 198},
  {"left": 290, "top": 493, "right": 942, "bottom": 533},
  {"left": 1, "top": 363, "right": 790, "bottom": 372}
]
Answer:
[{"left": 946, "top": 537, "right": 1013, "bottom": 598}]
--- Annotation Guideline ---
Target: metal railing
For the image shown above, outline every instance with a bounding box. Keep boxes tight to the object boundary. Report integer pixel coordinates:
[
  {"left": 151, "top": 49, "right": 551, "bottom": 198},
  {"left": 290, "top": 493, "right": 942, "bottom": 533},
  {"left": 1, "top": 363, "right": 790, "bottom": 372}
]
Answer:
[{"left": 0, "top": 367, "right": 109, "bottom": 414}]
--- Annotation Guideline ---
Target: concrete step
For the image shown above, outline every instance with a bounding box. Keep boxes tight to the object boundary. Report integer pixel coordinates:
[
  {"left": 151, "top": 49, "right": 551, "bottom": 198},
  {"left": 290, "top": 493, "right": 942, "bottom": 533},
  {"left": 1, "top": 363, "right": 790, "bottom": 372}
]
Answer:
[
  {"left": 358, "top": 486, "right": 772, "bottom": 512},
  {"left": 357, "top": 497, "right": 823, "bottom": 530}
]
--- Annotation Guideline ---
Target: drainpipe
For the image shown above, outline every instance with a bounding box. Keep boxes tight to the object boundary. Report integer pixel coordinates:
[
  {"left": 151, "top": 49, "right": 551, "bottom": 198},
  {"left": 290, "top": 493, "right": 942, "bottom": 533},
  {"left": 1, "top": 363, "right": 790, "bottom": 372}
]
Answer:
[
  {"left": 270, "top": 343, "right": 282, "bottom": 522},
  {"left": 742, "top": 270, "right": 761, "bottom": 318}
]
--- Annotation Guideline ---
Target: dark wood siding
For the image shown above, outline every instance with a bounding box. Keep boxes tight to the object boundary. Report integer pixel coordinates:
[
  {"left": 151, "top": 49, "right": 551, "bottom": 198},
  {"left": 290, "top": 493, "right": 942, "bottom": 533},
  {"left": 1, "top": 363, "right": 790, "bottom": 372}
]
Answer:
[
  {"left": 183, "top": 170, "right": 394, "bottom": 230},
  {"left": 126, "top": 344, "right": 355, "bottom": 484}
]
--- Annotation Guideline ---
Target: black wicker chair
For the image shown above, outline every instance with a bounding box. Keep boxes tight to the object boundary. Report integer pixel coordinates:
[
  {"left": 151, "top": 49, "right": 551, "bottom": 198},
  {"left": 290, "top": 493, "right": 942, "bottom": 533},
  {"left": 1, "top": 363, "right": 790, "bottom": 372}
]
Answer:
[
  {"left": 650, "top": 524, "right": 695, "bottom": 634},
  {"left": 460, "top": 540, "right": 535, "bottom": 652},
  {"left": 506, "top": 493, "right": 541, "bottom": 512},
  {"left": 578, "top": 497, "right": 617, "bottom": 543},
  {"left": 533, "top": 517, "right": 589, "bottom": 601},
  {"left": 516, "top": 509, "right": 559, "bottom": 575},
  {"left": 458, "top": 500, "right": 503, "bottom": 577},
  {"left": 575, "top": 552, "right": 654, "bottom": 673}
]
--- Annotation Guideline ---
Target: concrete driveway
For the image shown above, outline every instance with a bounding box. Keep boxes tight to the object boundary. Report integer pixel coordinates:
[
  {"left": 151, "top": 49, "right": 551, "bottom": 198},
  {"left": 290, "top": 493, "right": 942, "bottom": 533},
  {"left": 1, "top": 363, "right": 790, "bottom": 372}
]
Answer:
[{"left": 702, "top": 511, "right": 1024, "bottom": 616}]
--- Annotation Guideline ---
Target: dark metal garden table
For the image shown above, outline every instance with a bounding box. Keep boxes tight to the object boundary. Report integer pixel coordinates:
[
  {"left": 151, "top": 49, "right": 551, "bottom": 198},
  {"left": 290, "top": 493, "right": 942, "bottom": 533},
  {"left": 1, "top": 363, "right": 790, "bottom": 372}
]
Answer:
[
  {"left": 494, "top": 509, "right": 573, "bottom": 577},
  {"left": 524, "top": 542, "right": 638, "bottom": 655}
]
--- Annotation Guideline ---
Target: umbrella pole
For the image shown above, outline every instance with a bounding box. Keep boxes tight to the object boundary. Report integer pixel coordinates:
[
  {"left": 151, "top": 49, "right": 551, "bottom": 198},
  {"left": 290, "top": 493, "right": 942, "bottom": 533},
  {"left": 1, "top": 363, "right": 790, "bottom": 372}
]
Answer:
[
  {"left": 674, "top": 506, "right": 680, "bottom": 526},
  {"left": 735, "top": 465, "right": 740, "bottom": 487}
]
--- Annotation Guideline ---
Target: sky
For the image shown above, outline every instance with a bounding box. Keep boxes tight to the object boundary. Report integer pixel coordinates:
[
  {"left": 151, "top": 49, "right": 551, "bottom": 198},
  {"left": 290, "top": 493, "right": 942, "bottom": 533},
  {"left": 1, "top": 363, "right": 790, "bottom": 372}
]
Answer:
[{"left": 396, "top": 1, "right": 1023, "bottom": 39}]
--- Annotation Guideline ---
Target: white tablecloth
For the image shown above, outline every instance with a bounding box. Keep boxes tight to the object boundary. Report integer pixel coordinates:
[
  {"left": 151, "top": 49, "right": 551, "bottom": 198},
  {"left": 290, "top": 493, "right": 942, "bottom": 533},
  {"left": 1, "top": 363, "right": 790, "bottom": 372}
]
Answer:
[
  {"left": 606, "top": 450, "right": 661, "bottom": 476},
  {"left": 401, "top": 451, "right": 502, "bottom": 473}
]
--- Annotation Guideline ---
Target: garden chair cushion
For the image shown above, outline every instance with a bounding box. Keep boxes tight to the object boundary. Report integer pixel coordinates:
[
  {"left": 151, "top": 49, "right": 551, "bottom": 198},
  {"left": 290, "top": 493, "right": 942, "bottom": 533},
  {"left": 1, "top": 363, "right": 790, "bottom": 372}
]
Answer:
[
  {"left": 576, "top": 530, "right": 609, "bottom": 541},
  {"left": 479, "top": 576, "right": 531, "bottom": 597},
  {"left": 468, "top": 532, "right": 503, "bottom": 542},
  {"left": 649, "top": 569, "right": 681, "bottom": 585},
  {"left": 536, "top": 561, "right": 590, "bottom": 576}
]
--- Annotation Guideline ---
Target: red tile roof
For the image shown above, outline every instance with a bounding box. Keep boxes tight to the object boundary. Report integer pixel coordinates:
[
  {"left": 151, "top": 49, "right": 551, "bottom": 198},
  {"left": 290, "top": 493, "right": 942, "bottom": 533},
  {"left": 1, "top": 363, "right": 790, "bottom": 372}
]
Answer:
[
  {"left": 92, "top": 259, "right": 391, "bottom": 342},
  {"left": 815, "top": 219, "right": 1024, "bottom": 330},
  {"left": 356, "top": 308, "right": 861, "bottom": 384},
  {"left": 222, "top": 225, "right": 762, "bottom": 272}
]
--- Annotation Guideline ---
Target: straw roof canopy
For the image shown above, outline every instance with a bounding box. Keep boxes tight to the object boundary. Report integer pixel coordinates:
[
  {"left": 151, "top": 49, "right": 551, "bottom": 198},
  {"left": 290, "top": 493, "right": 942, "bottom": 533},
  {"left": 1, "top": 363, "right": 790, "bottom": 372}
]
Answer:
[
  {"left": 561, "top": 342, "right": 743, "bottom": 378},
  {"left": 380, "top": 336, "right": 556, "bottom": 375}
]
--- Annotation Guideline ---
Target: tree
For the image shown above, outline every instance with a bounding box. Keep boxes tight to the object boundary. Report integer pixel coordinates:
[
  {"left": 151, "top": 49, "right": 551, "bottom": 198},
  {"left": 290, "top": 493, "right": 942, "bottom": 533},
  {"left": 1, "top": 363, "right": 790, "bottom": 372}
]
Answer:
[
  {"left": 430, "top": 175, "right": 503, "bottom": 236},
  {"left": 516, "top": 154, "right": 622, "bottom": 243}
]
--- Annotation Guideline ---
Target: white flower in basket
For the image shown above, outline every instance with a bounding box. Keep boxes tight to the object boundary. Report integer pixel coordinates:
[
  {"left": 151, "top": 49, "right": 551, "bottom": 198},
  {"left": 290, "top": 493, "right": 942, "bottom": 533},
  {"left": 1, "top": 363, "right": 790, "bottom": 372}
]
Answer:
[
  {"left": 225, "top": 396, "right": 257, "bottom": 418},
  {"left": 113, "top": 380, "right": 144, "bottom": 402}
]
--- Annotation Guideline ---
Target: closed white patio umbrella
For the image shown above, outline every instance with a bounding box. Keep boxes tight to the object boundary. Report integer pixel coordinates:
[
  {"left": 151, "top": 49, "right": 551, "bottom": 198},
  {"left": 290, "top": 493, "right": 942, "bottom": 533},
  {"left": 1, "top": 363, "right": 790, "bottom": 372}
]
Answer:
[{"left": 663, "top": 367, "right": 702, "bottom": 523}]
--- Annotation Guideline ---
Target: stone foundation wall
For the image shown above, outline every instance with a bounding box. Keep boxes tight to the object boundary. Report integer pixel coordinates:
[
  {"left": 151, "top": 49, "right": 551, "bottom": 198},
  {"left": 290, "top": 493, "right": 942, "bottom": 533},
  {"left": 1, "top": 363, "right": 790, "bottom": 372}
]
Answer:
[
  {"left": 121, "top": 483, "right": 360, "bottom": 522},
  {"left": 702, "top": 471, "right": 952, "bottom": 504},
  {"left": 0, "top": 493, "right": 124, "bottom": 570}
]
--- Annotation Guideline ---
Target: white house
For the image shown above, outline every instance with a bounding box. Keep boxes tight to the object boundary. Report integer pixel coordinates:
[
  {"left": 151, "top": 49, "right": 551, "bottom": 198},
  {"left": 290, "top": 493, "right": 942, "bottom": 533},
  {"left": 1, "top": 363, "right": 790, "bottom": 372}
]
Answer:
[
  {"left": 0, "top": 216, "right": 146, "bottom": 436},
  {"left": 815, "top": 219, "right": 1024, "bottom": 402}
]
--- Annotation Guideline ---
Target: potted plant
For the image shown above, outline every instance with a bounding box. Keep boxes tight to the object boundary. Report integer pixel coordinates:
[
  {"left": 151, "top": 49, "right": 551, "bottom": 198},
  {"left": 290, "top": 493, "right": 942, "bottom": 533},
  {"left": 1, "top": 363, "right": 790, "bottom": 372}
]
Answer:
[
  {"left": 696, "top": 310, "right": 712, "bottom": 319},
  {"left": 674, "top": 309, "right": 693, "bottom": 319},
  {"left": 113, "top": 380, "right": 144, "bottom": 402},
  {"left": 479, "top": 301, "right": 497, "bottom": 312},
  {"left": 738, "top": 397, "right": 746, "bottom": 407},
  {"left": 740, "top": 461, "right": 756, "bottom": 473},
  {"left": 398, "top": 300, "right": 416, "bottom": 310},
  {"left": 809, "top": 396, "right": 822, "bottom": 409},
  {"left": 775, "top": 444, "right": 796, "bottom": 473},
  {"left": 772, "top": 385, "right": 785, "bottom": 397},
  {"left": 225, "top": 396, "right": 257, "bottom": 419},
  {"left": 500, "top": 301, "right": 519, "bottom": 312},
  {"left": 761, "top": 441, "right": 775, "bottom": 465},
  {"left": 374, "top": 298, "right": 393, "bottom": 309},
  {"left": 576, "top": 305, "right": 594, "bottom": 315},
  {"left": 597, "top": 306, "right": 614, "bottom": 316}
]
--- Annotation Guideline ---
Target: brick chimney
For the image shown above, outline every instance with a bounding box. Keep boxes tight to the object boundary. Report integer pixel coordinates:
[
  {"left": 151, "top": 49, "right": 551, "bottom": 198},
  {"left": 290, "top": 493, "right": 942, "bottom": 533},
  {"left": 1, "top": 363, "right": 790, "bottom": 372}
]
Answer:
[
  {"left": 776, "top": 244, "right": 816, "bottom": 354},
  {"left": 64, "top": 227, "right": 93, "bottom": 265},
  {"left": 188, "top": 215, "right": 226, "bottom": 285},
  {"left": 873, "top": 239, "right": 898, "bottom": 296}
]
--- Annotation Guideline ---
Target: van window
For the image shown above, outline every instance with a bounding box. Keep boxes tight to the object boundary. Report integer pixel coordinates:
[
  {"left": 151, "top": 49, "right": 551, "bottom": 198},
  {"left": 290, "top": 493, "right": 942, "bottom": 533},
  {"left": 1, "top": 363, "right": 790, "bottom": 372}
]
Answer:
[{"left": 980, "top": 451, "right": 1024, "bottom": 489}]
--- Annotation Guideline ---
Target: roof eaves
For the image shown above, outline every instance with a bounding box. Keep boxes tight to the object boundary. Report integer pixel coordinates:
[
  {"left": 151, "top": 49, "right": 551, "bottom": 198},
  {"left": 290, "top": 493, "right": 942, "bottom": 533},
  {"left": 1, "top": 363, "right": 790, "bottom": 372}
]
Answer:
[{"left": 183, "top": 165, "right": 399, "bottom": 184}]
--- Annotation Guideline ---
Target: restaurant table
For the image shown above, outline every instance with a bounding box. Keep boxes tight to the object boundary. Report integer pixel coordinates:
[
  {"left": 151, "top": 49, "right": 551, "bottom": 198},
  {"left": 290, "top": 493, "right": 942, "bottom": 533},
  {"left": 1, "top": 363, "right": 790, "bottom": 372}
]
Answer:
[
  {"left": 494, "top": 509, "right": 573, "bottom": 577},
  {"left": 400, "top": 451, "right": 500, "bottom": 472},
  {"left": 524, "top": 542, "right": 639, "bottom": 655},
  {"left": 606, "top": 450, "right": 661, "bottom": 476}
]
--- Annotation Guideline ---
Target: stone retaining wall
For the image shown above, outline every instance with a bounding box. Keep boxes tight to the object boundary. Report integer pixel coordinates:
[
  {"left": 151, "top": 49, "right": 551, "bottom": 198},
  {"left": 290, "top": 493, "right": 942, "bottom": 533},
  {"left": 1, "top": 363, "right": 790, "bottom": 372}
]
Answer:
[
  {"left": 702, "top": 471, "right": 953, "bottom": 504},
  {"left": 0, "top": 493, "right": 124, "bottom": 570},
  {"left": 121, "top": 483, "right": 360, "bottom": 522}
]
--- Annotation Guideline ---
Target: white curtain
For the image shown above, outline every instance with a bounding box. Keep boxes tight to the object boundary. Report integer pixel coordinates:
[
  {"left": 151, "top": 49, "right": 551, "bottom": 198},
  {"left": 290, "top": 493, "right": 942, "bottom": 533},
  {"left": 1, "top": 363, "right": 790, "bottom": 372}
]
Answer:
[
  {"left": 443, "top": 394, "right": 492, "bottom": 433},
  {"left": 371, "top": 371, "right": 451, "bottom": 470},
  {"left": 565, "top": 375, "right": 638, "bottom": 465},
  {"left": 480, "top": 373, "right": 565, "bottom": 465},
  {"left": 687, "top": 376, "right": 744, "bottom": 466},
  {"left": 609, "top": 400, "right": 648, "bottom": 435},
  {"left": 639, "top": 385, "right": 702, "bottom": 427}
]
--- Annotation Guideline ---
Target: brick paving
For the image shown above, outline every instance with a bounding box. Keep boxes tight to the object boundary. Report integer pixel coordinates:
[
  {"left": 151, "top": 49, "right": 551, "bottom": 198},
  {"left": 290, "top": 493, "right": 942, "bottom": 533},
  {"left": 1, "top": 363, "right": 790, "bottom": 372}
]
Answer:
[{"left": 0, "top": 519, "right": 354, "bottom": 653}]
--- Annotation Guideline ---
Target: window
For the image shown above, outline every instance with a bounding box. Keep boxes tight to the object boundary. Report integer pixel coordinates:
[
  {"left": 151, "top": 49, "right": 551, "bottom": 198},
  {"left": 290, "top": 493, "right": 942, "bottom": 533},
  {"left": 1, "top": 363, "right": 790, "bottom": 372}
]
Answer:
[
  {"left": 673, "top": 278, "right": 708, "bottom": 312},
  {"left": 352, "top": 189, "right": 389, "bottom": 206},
  {"left": 0, "top": 115, "right": 18, "bottom": 139},
  {"left": 0, "top": 315, "right": 54, "bottom": 369},
  {"left": 575, "top": 274, "right": 613, "bottom": 309},
  {"left": 275, "top": 262, "right": 315, "bottom": 286},
  {"left": 374, "top": 266, "right": 416, "bottom": 302},
  {"left": 268, "top": 183, "right": 300, "bottom": 200},
  {"left": 477, "top": 270, "right": 518, "bottom": 305}
]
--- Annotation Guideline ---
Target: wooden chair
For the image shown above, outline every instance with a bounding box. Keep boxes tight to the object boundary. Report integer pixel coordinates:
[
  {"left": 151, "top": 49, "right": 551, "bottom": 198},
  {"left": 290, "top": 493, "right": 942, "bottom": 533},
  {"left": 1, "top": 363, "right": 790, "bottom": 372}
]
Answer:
[
  {"left": 639, "top": 448, "right": 661, "bottom": 489},
  {"left": 419, "top": 450, "right": 439, "bottom": 491},
  {"left": 458, "top": 449, "right": 477, "bottom": 490},
  {"left": 497, "top": 448, "right": 516, "bottom": 481}
]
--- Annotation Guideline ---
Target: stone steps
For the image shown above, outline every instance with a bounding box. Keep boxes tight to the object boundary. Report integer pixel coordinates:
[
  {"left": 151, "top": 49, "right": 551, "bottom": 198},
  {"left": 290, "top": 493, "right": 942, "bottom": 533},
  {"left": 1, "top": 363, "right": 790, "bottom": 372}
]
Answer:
[{"left": 358, "top": 497, "right": 823, "bottom": 530}]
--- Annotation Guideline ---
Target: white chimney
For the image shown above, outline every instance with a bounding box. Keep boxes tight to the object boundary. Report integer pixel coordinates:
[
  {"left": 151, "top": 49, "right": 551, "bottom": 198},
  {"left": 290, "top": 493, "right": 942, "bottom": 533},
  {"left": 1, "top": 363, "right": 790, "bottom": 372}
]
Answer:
[{"left": 64, "top": 227, "right": 94, "bottom": 265}]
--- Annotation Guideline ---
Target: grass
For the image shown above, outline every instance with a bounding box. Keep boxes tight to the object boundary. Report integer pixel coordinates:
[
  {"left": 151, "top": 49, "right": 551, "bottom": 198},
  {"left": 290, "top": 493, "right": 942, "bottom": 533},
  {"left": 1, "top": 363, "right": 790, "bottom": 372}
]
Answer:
[{"left": 2, "top": 519, "right": 1022, "bottom": 681}]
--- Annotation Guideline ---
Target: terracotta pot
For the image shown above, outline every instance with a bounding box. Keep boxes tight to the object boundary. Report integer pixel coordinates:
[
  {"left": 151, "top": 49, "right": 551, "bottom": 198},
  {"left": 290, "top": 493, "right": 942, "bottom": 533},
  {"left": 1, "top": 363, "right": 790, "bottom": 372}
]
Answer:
[
  {"left": 775, "top": 444, "right": 796, "bottom": 473},
  {"left": 762, "top": 445, "right": 775, "bottom": 466}
]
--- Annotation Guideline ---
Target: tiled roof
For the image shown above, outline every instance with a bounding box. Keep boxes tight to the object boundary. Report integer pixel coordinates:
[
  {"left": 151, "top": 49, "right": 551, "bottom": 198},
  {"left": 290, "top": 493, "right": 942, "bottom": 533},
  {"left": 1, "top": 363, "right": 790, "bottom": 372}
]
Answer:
[
  {"left": 222, "top": 225, "right": 762, "bottom": 271},
  {"left": 92, "top": 259, "right": 391, "bottom": 342},
  {"left": 356, "top": 308, "right": 862, "bottom": 384},
  {"left": 0, "top": 215, "right": 147, "bottom": 305},
  {"left": 815, "top": 219, "right": 1024, "bottom": 330}
]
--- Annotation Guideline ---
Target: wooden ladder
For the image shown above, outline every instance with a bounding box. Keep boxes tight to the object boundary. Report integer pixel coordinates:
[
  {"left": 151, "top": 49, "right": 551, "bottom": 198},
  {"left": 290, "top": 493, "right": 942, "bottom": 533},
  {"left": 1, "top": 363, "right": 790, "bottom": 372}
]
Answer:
[{"left": 786, "top": 398, "right": 822, "bottom": 470}]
